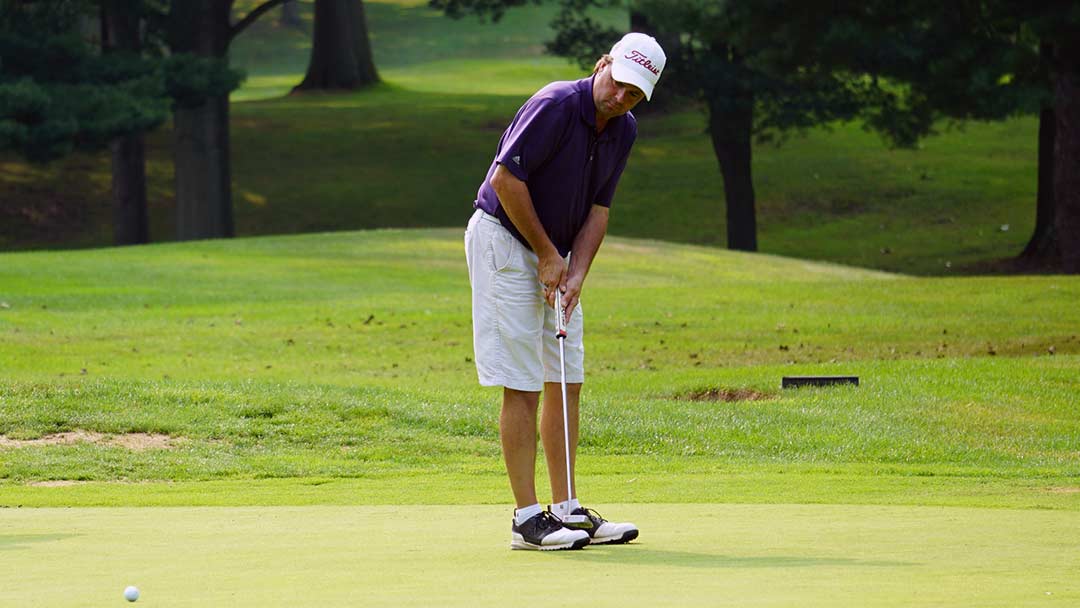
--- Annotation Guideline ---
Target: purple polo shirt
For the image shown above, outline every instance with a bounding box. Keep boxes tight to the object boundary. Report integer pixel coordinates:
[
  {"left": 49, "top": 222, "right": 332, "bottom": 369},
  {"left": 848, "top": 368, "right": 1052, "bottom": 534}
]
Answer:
[{"left": 474, "top": 76, "right": 637, "bottom": 257}]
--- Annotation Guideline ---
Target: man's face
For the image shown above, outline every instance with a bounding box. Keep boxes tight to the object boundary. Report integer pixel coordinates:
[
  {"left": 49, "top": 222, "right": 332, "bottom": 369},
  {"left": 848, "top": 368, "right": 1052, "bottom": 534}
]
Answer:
[{"left": 593, "top": 63, "right": 645, "bottom": 120}]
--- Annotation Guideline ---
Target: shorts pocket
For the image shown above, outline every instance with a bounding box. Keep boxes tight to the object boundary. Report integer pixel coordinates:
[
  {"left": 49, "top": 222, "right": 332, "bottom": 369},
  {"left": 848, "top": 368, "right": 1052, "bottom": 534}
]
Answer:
[{"left": 489, "top": 227, "right": 517, "bottom": 272}]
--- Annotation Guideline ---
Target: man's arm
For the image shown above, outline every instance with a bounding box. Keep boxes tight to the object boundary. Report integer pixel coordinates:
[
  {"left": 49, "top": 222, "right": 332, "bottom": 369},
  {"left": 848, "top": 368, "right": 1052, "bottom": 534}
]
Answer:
[
  {"left": 489, "top": 164, "right": 566, "bottom": 306},
  {"left": 561, "top": 204, "right": 609, "bottom": 323}
]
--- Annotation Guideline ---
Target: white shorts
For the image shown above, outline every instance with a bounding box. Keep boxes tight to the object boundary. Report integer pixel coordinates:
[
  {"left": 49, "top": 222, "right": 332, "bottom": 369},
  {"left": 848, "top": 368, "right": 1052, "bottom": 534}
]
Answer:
[{"left": 465, "top": 209, "right": 585, "bottom": 391}]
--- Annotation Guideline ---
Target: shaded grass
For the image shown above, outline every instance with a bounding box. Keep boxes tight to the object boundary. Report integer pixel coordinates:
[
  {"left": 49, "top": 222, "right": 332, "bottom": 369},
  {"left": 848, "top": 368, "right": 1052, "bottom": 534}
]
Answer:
[
  {"left": 618, "top": 111, "right": 1036, "bottom": 274},
  {"left": 0, "top": 90, "right": 1039, "bottom": 275}
]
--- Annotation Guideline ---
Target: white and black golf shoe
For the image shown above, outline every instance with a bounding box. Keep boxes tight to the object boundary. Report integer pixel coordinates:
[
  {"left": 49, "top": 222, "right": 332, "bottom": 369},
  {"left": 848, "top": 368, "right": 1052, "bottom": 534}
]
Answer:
[
  {"left": 559, "top": 507, "right": 639, "bottom": 545},
  {"left": 510, "top": 511, "right": 590, "bottom": 551}
]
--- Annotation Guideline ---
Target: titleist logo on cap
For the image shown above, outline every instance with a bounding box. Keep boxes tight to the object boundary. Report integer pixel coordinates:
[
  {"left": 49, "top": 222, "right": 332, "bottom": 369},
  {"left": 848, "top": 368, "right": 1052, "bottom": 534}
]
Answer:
[{"left": 624, "top": 50, "right": 661, "bottom": 75}]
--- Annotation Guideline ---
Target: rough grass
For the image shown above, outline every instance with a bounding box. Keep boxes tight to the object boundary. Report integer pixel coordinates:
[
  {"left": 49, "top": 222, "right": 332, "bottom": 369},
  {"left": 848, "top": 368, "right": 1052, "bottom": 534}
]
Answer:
[{"left": 1, "top": 230, "right": 1077, "bottom": 499}]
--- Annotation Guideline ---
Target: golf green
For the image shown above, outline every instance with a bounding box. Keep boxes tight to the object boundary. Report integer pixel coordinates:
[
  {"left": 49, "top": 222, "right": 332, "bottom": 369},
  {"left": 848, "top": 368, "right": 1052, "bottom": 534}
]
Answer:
[{"left": 5, "top": 504, "right": 1078, "bottom": 606}]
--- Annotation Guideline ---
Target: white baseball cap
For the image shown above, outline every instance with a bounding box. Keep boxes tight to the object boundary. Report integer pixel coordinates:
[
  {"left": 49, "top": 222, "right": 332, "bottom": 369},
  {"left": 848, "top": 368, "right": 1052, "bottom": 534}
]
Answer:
[{"left": 609, "top": 32, "right": 666, "bottom": 101}]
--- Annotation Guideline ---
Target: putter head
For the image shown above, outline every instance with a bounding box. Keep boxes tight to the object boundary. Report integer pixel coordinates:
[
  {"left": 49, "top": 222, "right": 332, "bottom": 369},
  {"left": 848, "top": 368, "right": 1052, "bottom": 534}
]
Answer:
[{"left": 560, "top": 513, "right": 591, "bottom": 526}]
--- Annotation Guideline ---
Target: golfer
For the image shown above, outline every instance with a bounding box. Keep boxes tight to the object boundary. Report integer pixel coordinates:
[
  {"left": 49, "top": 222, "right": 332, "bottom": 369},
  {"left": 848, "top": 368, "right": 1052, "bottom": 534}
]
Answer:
[{"left": 465, "top": 32, "right": 666, "bottom": 550}]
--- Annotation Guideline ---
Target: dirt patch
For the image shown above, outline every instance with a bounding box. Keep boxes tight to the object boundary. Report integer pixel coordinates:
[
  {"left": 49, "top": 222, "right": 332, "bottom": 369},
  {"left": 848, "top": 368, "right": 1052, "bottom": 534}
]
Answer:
[
  {"left": 0, "top": 430, "right": 181, "bottom": 451},
  {"left": 680, "top": 388, "right": 774, "bottom": 402},
  {"left": 1046, "top": 487, "right": 1080, "bottom": 494},
  {"left": 27, "top": 480, "right": 87, "bottom": 488},
  {"left": 0, "top": 430, "right": 104, "bottom": 447},
  {"left": 112, "top": 433, "right": 179, "bottom": 450}
]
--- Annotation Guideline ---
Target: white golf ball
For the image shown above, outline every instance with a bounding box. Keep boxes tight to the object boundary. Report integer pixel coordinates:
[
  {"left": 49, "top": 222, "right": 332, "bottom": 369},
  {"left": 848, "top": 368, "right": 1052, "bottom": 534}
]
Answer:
[{"left": 123, "top": 586, "right": 140, "bottom": 602}]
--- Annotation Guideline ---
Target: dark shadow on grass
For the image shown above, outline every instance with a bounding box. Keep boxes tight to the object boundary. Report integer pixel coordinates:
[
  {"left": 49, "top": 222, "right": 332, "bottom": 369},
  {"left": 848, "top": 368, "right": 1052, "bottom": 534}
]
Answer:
[
  {"left": 571, "top": 546, "right": 916, "bottom": 569},
  {"left": 0, "top": 534, "right": 79, "bottom": 551}
]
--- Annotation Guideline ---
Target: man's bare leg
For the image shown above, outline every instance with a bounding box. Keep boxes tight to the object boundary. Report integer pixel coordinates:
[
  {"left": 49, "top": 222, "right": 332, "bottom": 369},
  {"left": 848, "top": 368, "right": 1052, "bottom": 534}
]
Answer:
[
  {"left": 540, "top": 381, "right": 581, "bottom": 505},
  {"left": 538, "top": 381, "right": 638, "bottom": 544},
  {"left": 501, "top": 387, "right": 541, "bottom": 508}
]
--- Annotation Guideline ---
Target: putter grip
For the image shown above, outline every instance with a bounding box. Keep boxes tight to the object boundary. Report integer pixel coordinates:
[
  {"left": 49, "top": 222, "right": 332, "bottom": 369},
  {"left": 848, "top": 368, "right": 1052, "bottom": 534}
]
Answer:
[{"left": 555, "top": 290, "right": 567, "bottom": 339}]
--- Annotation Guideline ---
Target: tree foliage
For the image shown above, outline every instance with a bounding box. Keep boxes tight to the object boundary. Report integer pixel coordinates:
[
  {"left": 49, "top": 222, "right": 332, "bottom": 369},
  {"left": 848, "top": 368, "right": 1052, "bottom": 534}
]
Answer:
[
  {"left": 163, "top": 54, "right": 245, "bottom": 108},
  {"left": 0, "top": 0, "right": 245, "bottom": 163},
  {"left": 721, "top": 1, "right": 1056, "bottom": 145},
  {"left": 0, "top": 0, "right": 168, "bottom": 162}
]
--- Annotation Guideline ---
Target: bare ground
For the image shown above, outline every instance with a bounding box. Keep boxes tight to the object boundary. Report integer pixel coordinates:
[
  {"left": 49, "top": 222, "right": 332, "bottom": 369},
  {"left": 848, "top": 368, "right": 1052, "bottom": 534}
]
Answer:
[{"left": 0, "top": 430, "right": 181, "bottom": 451}]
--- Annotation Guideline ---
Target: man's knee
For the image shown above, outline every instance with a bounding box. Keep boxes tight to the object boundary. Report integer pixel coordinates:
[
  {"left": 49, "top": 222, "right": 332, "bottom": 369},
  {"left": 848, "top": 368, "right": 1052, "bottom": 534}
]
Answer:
[
  {"left": 544, "top": 382, "right": 581, "bottom": 398},
  {"left": 503, "top": 387, "right": 541, "bottom": 410}
]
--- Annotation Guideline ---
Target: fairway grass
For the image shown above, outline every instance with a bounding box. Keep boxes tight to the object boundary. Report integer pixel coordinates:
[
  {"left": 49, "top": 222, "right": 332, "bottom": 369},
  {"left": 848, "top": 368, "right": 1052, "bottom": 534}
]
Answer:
[{"left": 5, "top": 504, "right": 1079, "bottom": 607}]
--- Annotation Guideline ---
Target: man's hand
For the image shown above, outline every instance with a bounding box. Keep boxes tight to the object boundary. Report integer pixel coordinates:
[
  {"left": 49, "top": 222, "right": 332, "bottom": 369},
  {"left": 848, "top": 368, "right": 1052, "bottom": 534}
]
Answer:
[
  {"left": 558, "top": 274, "right": 584, "bottom": 324},
  {"left": 539, "top": 251, "right": 568, "bottom": 308}
]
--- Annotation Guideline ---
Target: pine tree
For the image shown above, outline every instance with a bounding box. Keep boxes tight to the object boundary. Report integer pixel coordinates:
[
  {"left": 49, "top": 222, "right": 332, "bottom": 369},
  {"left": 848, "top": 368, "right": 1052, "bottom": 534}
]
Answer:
[
  {"left": 0, "top": 0, "right": 167, "bottom": 164},
  {"left": 1, "top": 0, "right": 169, "bottom": 245}
]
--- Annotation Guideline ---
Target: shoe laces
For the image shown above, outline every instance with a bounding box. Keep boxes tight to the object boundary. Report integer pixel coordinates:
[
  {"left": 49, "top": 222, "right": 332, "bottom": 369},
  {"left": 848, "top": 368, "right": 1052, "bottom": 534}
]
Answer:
[
  {"left": 535, "top": 510, "right": 564, "bottom": 530},
  {"left": 575, "top": 507, "right": 607, "bottom": 525}
]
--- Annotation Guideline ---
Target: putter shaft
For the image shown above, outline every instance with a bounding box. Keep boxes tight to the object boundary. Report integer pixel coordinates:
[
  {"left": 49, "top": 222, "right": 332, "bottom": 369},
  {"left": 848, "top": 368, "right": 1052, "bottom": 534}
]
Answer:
[{"left": 555, "top": 291, "right": 573, "bottom": 506}]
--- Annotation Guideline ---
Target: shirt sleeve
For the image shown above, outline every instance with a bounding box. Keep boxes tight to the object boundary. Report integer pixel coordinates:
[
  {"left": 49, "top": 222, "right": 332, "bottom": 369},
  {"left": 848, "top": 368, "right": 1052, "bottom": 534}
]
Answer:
[{"left": 494, "top": 96, "right": 569, "bottom": 183}]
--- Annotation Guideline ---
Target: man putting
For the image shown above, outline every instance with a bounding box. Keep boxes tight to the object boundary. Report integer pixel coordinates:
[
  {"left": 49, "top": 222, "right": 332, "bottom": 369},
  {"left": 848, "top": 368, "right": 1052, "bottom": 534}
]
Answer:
[{"left": 465, "top": 33, "right": 666, "bottom": 551}]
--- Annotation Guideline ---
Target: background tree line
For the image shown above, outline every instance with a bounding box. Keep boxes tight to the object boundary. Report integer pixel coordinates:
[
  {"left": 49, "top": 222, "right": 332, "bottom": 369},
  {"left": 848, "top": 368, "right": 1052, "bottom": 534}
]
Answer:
[{"left": 3, "top": 0, "right": 1077, "bottom": 273}]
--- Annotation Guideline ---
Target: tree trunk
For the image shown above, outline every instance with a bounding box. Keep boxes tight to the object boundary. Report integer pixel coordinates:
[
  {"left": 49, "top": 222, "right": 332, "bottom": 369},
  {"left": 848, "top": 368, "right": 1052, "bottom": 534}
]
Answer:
[
  {"left": 293, "top": 0, "right": 379, "bottom": 91},
  {"left": 103, "top": 0, "right": 150, "bottom": 246},
  {"left": 707, "top": 93, "right": 757, "bottom": 252},
  {"left": 280, "top": 0, "right": 303, "bottom": 28},
  {"left": 110, "top": 135, "right": 150, "bottom": 245},
  {"left": 1053, "top": 45, "right": 1080, "bottom": 274},
  {"left": 169, "top": 0, "right": 235, "bottom": 241},
  {"left": 349, "top": 0, "right": 378, "bottom": 84},
  {"left": 174, "top": 95, "right": 234, "bottom": 240},
  {"left": 1019, "top": 107, "right": 1057, "bottom": 262}
]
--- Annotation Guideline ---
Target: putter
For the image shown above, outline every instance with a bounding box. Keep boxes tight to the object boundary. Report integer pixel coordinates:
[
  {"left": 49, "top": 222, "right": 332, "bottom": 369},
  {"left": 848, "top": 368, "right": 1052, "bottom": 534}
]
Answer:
[{"left": 554, "top": 290, "right": 588, "bottom": 525}]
